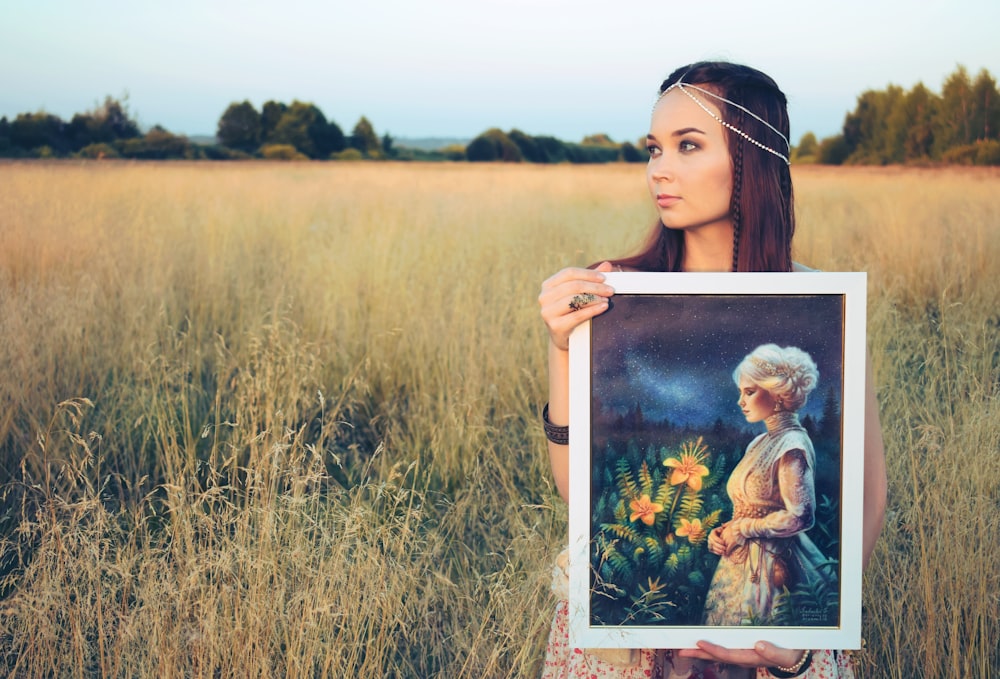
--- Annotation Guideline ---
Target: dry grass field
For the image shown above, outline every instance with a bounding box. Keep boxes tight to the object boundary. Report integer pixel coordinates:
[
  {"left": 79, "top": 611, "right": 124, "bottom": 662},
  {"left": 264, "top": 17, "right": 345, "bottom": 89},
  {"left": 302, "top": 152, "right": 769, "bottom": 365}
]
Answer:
[{"left": 0, "top": 161, "right": 997, "bottom": 678}]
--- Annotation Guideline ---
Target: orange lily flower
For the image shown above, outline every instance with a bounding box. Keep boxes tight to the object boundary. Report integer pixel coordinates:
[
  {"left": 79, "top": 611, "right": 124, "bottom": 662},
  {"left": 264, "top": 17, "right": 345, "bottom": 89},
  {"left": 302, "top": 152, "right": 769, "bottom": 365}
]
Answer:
[
  {"left": 629, "top": 494, "right": 663, "bottom": 526},
  {"left": 663, "top": 454, "right": 710, "bottom": 490},
  {"left": 676, "top": 517, "right": 706, "bottom": 543}
]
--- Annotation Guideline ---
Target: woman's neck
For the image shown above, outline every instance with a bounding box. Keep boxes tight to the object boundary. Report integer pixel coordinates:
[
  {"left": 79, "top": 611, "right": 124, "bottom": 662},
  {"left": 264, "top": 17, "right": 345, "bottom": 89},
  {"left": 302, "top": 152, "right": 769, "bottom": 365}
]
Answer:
[
  {"left": 764, "top": 411, "right": 799, "bottom": 433},
  {"left": 680, "top": 222, "right": 735, "bottom": 272}
]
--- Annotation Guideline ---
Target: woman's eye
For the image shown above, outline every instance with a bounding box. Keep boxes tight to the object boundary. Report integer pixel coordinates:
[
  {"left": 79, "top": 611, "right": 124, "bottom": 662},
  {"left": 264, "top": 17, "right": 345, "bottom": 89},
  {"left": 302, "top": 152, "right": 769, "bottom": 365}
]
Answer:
[
  {"left": 679, "top": 140, "right": 698, "bottom": 152},
  {"left": 646, "top": 145, "right": 660, "bottom": 157}
]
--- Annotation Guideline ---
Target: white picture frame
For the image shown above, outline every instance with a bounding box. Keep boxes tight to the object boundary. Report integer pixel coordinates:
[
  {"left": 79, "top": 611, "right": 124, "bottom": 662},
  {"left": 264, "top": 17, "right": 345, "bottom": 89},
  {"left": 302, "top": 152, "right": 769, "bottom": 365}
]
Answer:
[{"left": 567, "top": 272, "right": 867, "bottom": 650}]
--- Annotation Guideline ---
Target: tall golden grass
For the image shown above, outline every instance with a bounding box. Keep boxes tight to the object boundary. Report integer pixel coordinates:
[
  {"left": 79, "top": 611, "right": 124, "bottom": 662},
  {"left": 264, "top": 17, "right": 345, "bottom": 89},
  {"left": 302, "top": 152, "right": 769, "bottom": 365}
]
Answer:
[{"left": 0, "top": 161, "right": 997, "bottom": 678}]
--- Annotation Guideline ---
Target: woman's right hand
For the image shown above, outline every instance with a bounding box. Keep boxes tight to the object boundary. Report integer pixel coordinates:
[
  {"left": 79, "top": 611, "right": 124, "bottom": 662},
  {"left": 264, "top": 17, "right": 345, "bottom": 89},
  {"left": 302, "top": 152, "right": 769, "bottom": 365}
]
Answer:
[
  {"left": 707, "top": 525, "right": 728, "bottom": 555},
  {"left": 538, "top": 261, "right": 615, "bottom": 351}
]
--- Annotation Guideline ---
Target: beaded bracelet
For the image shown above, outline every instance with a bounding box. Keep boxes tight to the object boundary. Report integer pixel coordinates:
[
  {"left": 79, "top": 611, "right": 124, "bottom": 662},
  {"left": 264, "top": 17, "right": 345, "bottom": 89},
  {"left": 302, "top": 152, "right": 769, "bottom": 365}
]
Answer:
[
  {"left": 542, "top": 403, "right": 569, "bottom": 445},
  {"left": 768, "top": 649, "right": 813, "bottom": 678}
]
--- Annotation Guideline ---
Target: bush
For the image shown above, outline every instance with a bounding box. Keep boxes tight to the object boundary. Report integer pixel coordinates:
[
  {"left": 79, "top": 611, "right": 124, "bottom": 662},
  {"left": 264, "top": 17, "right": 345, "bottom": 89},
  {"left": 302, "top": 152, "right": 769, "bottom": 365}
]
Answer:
[
  {"left": 197, "top": 145, "right": 252, "bottom": 160},
  {"left": 975, "top": 140, "right": 1000, "bottom": 165},
  {"left": 76, "top": 143, "right": 120, "bottom": 159},
  {"left": 259, "top": 144, "right": 308, "bottom": 161},
  {"left": 330, "top": 148, "right": 363, "bottom": 161},
  {"left": 565, "top": 143, "right": 619, "bottom": 164},
  {"left": 439, "top": 144, "right": 466, "bottom": 161},
  {"left": 115, "top": 128, "right": 193, "bottom": 159},
  {"left": 943, "top": 140, "right": 1000, "bottom": 166}
]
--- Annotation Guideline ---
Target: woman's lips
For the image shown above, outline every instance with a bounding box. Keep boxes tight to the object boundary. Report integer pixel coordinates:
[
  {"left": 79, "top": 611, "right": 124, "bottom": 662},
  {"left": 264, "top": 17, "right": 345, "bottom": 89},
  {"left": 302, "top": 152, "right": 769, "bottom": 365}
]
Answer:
[{"left": 656, "top": 194, "right": 681, "bottom": 208}]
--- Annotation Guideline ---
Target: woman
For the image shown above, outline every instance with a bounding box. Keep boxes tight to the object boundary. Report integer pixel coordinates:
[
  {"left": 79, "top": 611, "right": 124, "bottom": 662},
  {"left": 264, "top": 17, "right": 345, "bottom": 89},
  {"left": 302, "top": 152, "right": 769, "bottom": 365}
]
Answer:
[
  {"left": 538, "top": 61, "right": 887, "bottom": 678},
  {"left": 702, "top": 344, "right": 833, "bottom": 628}
]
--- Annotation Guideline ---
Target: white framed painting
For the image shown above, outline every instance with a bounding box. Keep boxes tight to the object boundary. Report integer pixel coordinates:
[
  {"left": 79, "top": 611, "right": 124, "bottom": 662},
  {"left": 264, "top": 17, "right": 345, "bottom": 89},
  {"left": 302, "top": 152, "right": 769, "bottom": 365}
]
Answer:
[{"left": 567, "top": 272, "right": 867, "bottom": 650}]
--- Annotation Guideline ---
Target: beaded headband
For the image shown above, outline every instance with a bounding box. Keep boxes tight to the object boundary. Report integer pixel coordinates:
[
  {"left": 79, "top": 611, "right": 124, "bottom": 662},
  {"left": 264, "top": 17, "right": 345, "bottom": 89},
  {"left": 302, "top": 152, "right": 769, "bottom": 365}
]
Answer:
[{"left": 656, "top": 79, "right": 791, "bottom": 165}]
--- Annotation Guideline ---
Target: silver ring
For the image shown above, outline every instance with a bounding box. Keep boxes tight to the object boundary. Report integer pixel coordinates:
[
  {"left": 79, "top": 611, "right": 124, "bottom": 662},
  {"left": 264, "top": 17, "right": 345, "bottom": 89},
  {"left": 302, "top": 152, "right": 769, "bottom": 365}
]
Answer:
[{"left": 568, "top": 293, "right": 597, "bottom": 312}]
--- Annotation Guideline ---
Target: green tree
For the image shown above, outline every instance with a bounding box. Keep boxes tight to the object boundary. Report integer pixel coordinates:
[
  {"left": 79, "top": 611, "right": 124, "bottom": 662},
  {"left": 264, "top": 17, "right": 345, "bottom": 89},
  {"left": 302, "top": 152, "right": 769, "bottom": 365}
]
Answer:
[
  {"left": 581, "top": 133, "right": 616, "bottom": 146},
  {"left": 535, "top": 136, "right": 570, "bottom": 163},
  {"left": 349, "top": 116, "right": 380, "bottom": 157},
  {"left": 508, "top": 129, "right": 544, "bottom": 163},
  {"left": 620, "top": 141, "right": 644, "bottom": 163},
  {"left": 792, "top": 132, "right": 818, "bottom": 162},
  {"left": 969, "top": 69, "right": 1000, "bottom": 141},
  {"left": 260, "top": 100, "right": 287, "bottom": 144},
  {"left": 58, "top": 95, "right": 141, "bottom": 153},
  {"left": 900, "top": 83, "right": 937, "bottom": 160},
  {"left": 465, "top": 128, "right": 522, "bottom": 162},
  {"left": 843, "top": 86, "right": 905, "bottom": 164},
  {"left": 93, "top": 95, "right": 140, "bottom": 140},
  {"left": 0, "top": 116, "right": 10, "bottom": 154},
  {"left": 381, "top": 132, "right": 394, "bottom": 158},
  {"left": 934, "top": 66, "right": 974, "bottom": 155},
  {"left": 217, "top": 101, "right": 262, "bottom": 153},
  {"left": 270, "top": 101, "right": 344, "bottom": 159},
  {"left": 816, "top": 134, "right": 849, "bottom": 165},
  {"left": 9, "top": 112, "right": 68, "bottom": 154}
]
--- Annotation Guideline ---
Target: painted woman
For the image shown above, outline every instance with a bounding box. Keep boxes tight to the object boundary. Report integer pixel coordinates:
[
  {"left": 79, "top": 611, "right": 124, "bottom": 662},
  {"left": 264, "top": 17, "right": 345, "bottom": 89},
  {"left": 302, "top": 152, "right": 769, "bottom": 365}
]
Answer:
[{"left": 703, "top": 343, "right": 835, "bottom": 629}]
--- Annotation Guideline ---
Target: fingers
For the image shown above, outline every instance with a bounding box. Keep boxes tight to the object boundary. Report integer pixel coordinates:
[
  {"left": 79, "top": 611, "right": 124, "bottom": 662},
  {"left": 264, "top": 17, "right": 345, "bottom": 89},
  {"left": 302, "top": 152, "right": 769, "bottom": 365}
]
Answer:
[
  {"left": 538, "top": 265, "right": 616, "bottom": 350},
  {"left": 540, "top": 264, "right": 612, "bottom": 293},
  {"left": 751, "top": 641, "right": 807, "bottom": 669},
  {"left": 677, "top": 640, "right": 805, "bottom": 670}
]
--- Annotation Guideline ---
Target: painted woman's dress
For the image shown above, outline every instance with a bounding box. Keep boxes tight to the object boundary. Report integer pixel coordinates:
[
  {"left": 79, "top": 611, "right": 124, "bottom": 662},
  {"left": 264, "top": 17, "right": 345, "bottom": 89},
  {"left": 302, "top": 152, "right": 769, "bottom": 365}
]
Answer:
[{"left": 702, "top": 411, "right": 836, "bottom": 627}]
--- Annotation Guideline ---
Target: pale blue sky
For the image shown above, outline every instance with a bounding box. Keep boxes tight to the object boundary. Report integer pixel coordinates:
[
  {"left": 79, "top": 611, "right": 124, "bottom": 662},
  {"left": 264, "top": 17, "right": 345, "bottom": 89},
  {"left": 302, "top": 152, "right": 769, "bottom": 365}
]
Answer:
[{"left": 2, "top": 0, "right": 997, "bottom": 144}]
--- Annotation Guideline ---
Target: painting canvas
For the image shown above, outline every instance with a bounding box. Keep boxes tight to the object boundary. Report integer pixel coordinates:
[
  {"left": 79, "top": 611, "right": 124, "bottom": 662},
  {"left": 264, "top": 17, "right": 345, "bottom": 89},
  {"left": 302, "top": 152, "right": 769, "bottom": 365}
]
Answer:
[{"left": 566, "top": 272, "right": 867, "bottom": 650}]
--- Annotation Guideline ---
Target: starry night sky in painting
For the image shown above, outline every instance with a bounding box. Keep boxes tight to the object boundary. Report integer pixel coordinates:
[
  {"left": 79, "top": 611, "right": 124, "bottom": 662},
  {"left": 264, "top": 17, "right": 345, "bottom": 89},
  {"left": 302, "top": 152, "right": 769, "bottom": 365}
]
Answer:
[{"left": 590, "top": 294, "right": 844, "bottom": 429}]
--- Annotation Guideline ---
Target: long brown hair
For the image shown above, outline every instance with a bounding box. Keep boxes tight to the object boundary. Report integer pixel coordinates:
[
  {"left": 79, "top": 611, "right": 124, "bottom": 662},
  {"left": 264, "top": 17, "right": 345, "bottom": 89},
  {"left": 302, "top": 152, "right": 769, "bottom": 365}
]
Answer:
[{"left": 610, "top": 61, "right": 794, "bottom": 273}]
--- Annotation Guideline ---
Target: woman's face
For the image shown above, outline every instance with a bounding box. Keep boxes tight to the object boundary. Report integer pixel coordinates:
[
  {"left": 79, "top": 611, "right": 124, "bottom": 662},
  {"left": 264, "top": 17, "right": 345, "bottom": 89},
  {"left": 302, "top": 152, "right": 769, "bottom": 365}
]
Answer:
[
  {"left": 646, "top": 87, "right": 733, "bottom": 235},
  {"left": 737, "top": 376, "right": 776, "bottom": 423}
]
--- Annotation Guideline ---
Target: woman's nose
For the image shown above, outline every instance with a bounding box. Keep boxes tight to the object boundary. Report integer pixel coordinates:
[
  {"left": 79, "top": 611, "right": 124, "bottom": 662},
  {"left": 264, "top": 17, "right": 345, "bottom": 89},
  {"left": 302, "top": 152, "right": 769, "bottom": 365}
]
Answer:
[{"left": 649, "top": 154, "right": 672, "bottom": 181}]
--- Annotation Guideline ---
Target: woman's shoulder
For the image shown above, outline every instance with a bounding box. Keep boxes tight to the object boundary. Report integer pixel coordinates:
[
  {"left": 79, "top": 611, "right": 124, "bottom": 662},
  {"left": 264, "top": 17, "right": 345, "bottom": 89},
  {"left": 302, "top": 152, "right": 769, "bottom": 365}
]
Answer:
[{"left": 791, "top": 261, "right": 820, "bottom": 272}]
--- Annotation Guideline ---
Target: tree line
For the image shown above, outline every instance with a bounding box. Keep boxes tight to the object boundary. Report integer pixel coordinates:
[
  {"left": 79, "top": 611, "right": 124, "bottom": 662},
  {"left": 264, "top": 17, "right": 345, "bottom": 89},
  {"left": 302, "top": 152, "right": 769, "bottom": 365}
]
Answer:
[
  {"left": 1, "top": 65, "right": 997, "bottom": 165},
  {"left": 795, "top": 65, "right": 1000, "bottom": 166}
]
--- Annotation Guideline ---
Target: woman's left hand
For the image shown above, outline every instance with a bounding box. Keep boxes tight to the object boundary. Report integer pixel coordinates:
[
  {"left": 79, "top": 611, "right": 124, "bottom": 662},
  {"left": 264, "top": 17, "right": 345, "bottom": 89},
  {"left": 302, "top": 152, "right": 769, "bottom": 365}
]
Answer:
[{"left": 677, "top": 640, "right": 805, "bottom": 669}]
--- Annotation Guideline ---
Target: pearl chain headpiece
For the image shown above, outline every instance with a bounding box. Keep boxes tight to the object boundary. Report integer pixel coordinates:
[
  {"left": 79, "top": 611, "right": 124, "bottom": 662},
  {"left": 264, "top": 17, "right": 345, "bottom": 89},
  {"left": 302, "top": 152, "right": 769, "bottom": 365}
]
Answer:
[{"left": 657, "top": 80, "right": 791, "bottom": 165}]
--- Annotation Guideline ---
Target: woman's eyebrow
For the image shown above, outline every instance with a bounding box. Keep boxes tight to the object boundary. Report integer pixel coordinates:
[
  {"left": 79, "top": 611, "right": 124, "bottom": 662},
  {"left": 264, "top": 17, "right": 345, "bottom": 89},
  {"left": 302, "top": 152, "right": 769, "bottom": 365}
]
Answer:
[{"left": 672, "top": 127, "right": 706, "bottom": 137}]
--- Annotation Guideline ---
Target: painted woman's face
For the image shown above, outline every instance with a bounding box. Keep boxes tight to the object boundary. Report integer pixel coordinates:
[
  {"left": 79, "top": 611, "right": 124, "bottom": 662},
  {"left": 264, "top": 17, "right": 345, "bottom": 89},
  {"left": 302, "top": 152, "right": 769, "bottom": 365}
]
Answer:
[
  {"left": 737, "top": 376, "right": 776, "bottom": 423},
  {"left": 645, "top": 87, "right": 733, "bottom": 236}
]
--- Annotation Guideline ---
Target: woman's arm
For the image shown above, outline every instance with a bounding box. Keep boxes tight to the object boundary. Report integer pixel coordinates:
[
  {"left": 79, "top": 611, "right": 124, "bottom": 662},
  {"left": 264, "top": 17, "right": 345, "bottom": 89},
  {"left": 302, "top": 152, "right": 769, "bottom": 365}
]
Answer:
[
  {"left": 537, "top": 262, "right": 615, "bottom": 503},
  {"left": 728, "top": 449, "right": 814, "bottom": 544},
  {"left": 546, "top": 342, "right": 572, "bottom": 502},
  {"left": 861, "top": 352, "right": 887, "bottom": 568}
]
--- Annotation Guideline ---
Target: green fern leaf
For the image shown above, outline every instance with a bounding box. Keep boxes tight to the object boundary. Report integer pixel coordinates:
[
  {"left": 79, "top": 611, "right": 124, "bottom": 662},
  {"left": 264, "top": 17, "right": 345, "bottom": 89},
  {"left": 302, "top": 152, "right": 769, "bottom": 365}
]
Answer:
[
  {"left": 639, "top": 461, "right": 653, "bottom": 496},
  {"left": 601, "top": 522, "right": 640, "bottom": 543},
  {"left": 615, "top": 456, "right": 640, "bottom": 500}
]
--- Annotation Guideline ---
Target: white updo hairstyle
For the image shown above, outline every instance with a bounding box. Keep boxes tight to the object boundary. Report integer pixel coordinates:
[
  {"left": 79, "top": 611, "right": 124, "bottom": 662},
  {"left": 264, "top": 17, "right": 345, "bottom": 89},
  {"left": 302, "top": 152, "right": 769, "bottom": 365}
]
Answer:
[{"left": 733, "top": 344, "right": 819, "bottom": 413}]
